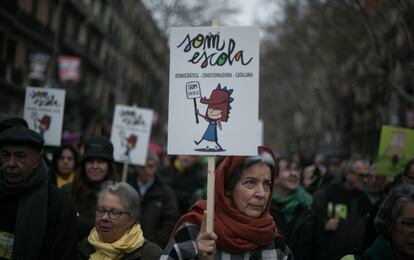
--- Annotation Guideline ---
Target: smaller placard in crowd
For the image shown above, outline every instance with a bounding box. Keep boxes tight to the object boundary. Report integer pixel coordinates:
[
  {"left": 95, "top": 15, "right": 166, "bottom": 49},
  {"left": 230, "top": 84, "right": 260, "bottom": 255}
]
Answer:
[
  {"left": 377, "top": 125, "right": 414, "bottom": 176},
  {"left": 110, "top": 105, "right": 153, "bottom": 165},
  {"left": 23, "top": 86, "right": 66, "bottom": 146},
  {"left": 58, "top": 55, "right": 81, "bottom": 82}
]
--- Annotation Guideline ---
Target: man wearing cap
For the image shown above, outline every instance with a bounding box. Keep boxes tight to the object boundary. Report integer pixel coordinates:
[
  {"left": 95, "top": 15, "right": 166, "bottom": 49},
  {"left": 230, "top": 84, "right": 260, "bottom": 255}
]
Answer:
[
  {"left": 0, "top": 116, "right": 28, "bottom": 133},
  {"left": 0, "top": 127, "right": 78, "bottom": 260}
]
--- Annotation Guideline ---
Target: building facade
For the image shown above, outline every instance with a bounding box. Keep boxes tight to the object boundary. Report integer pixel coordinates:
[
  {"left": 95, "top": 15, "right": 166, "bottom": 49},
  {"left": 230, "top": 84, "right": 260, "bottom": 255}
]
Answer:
[{"left": 0, "top": 0, "right": 169, "bottom": 144}]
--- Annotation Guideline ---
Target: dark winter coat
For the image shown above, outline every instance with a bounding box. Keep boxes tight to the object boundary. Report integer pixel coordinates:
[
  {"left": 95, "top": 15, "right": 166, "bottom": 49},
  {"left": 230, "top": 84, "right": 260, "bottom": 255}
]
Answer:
[
  {"left": 78, "top": 238, "right": 162, "bottom": 260},
  {"left": 0, "top": 164, "right": 78, "bottom": 260},
  {"left": 161, "top": 222, "right": 294, "bottom": 260},
  {"left": 162, "top": 165, "right": 206, "bottom": 214},
  {"left": 312, "top": 183, "right": 372, "bottom": 260},
  {"left": 39, "top": 181, "right": 78, "bottom": 259},
  {"left": 127, "top": 175, "right": 179, "bottom": 248},
  {"left": 341, "top": 234, "right": 395, "bottom": 260},
  {"left": 270, "top": 202, "right": 315, "bottom": 260},
  {"left": 61, "top": 183, "right": 98, "bottom": 241}
]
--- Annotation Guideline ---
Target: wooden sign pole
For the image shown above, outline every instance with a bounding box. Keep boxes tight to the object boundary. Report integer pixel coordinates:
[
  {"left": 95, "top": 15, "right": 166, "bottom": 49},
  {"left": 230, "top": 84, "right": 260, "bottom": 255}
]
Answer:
[
  {"left": 206, "top": 18, "right": 219, "bottom": 233},
  {"left": 121, "top": 162, "right": 129, "bottom": 182},
  {"left": 206, "top": 156, "right": 216, "bottom": 232}
]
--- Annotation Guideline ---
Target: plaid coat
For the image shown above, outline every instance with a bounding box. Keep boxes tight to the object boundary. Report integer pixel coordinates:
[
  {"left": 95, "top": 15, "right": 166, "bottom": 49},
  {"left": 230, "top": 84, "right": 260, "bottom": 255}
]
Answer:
[{"left": 160, "top": 222, "right": 294, "bottom": 260}]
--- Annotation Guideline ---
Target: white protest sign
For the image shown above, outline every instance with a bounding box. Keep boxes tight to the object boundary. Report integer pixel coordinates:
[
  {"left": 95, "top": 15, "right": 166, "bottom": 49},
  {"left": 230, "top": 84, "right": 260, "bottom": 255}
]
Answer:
[
  {"left": 186, "top": 81, "right": 202, "bottom": 124},
  {"left": 23, "top": 87, "right": 65, "bottom": 146},
  {"left": 110, "top": 105, "right": 153, "bottom": 166},
  {"left": 186, "top": 81, "right": 201, "bottom": 99},
  {"left": 168, "top": 26, "right": 260, "bottom": 156}
]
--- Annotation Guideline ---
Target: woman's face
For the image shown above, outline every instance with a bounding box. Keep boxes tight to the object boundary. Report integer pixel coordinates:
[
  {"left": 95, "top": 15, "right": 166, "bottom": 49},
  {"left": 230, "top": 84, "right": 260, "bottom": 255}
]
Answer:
[
  {"left": 391, "top": 202, "right": 414, "bottom": 258},
  {"left": 275, "top": 159, "right": 300, "bottom": 193},
  {"left": 230, "top": 163, "right": 272, "bottom": 218},
  {"left": 57, "top": 149, "right": 75, "bottom": 176},
  {"left": 85, "top": 158, "right": 109, "bottom": 183},
  {"left": 95, "top": 193, "right": 134, "bottom": 243}
]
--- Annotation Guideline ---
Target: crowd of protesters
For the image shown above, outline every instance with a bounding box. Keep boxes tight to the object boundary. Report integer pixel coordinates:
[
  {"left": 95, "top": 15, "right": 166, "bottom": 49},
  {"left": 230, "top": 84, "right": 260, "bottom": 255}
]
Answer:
[{"left": 0, "top": 115, "right": 413, "bottom": 260}]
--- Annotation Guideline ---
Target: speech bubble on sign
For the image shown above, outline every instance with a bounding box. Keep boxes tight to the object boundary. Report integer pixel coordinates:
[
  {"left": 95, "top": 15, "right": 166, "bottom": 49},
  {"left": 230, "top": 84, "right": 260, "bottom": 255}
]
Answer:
[{"left": 186, "top": 81, "right": 201, "bottom": 99}]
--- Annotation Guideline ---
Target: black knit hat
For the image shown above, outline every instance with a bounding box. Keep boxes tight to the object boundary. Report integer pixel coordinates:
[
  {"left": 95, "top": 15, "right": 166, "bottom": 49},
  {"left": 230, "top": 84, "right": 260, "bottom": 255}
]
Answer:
[
  {"left": 0, "top": 126, "right": 44, "bottom": 151},
  {"left": 0, "top": 117, "right": 29, "bottom": 133},
  {"left": 81, "top": 136, "right": 114, "bottom": 163}
]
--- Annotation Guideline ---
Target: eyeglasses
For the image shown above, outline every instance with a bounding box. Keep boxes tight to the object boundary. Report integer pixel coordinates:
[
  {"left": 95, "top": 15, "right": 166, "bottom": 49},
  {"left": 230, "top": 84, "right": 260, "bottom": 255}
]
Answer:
[
  {"left": 351, "top": 170, "right": 373, "bottom": 180},
  {"left": 396, "top": 218, "right": 414, "bottom": 232},
  {"left": 357, "top": 173, "right": 373, "bottom": 180},
  {"left": 96, "top": 207, "right": 130, "bottom": 220}
]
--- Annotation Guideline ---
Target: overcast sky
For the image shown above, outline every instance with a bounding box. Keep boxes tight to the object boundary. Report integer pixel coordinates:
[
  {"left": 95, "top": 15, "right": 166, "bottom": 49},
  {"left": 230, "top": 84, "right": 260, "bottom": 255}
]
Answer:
[{"left": 229, "top": 0, "right": 277, "bottom": 26}]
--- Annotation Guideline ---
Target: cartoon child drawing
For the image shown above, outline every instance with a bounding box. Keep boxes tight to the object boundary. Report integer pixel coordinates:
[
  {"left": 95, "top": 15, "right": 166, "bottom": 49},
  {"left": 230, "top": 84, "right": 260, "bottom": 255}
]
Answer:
[
  {"left": 194, "top": 84, "right": 233, "bottom": 151},
  {"left": 124, "top": 134, "right": 138, "bottom": 158},
  {"left": 37, "top": 115, "right": 51, "bottom": 138}
]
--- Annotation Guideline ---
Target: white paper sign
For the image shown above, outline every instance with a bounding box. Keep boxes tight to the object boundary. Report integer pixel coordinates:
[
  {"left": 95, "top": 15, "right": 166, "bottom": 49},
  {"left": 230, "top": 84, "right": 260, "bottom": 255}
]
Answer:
[
  {"left": 23, "top": 87, "right": 66, "bottom": 147},
  {"left": 186, "top": 81, "right": 202, "bottom": 99},
  {"left": 110, "top": 105, "right": 153, "bottom": 166},
  {"left": 168, "top": 26, "right": 260, "bottom": 156}
]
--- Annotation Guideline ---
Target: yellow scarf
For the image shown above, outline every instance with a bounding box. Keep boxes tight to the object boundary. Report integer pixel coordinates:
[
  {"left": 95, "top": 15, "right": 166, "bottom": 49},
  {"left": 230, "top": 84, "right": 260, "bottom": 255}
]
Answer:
[
  {"left": 173, "top": 159, "right": 184, "bottom": 173},
  {"left": 56, "top": 172, "right": 75, "bottom": 188},
  {"left": 88, "top": 224, "right": 145, "bottom": 260}
]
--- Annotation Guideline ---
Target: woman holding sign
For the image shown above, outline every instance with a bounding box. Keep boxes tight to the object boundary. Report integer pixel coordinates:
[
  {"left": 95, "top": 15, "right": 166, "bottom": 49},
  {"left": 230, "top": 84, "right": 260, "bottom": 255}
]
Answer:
[{"left": 160, "top": 146, "right": 293, "bottom": 259}]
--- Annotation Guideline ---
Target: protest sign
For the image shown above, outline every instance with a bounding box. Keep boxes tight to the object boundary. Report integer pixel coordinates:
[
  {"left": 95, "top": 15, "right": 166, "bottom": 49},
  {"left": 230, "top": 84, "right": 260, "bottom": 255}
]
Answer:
[
  {"left": 377, "top": 125, "right": 414, "bottom": 176},
  {"left": 23, "top": 87, "right": 65, "bottom": 146},
  {"left": 28, "top": 53, "right": 50, "bottom": 81},
  {"left": 110, "top": 105, "right": 153, "bottom": 166},
  {"left": 168, "top": 26, "right": 260, "bottom": 156},
  {"left": 58, "top": 55, "right": 81, "bottom": 81}
]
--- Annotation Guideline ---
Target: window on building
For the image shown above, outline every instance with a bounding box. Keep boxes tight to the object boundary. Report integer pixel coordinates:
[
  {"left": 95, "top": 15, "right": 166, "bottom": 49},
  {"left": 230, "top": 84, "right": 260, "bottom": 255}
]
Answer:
[
  {"left": 6, "top": 38, "right": 16, "bottom": 65},
  {"left": 19, "top": 0, "right": 32, "bottom": 13},
  {"left": 0, "top": 31, "right": 6, "bottom": 77},
  {"left": 78, "top": 25, "right": 88, "bottom": 46},
  {"left": 47, "top": 3, "right": 54, "bottom": 29},
  {"left": 0, "top": 31, "right": 5, "bottom": 61},
  {"left": 37, "top": 0, "right": 49, "bottom": 25},
  {"left": 31, "top": 0, "right": 38, "bottom": 17}
]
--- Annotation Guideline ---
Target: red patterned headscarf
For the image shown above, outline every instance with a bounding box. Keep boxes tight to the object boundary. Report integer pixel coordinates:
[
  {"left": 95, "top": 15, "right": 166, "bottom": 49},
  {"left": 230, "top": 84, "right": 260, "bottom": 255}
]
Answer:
[{"left": 170, "top": 146, "right": 281, "bottom": 253}]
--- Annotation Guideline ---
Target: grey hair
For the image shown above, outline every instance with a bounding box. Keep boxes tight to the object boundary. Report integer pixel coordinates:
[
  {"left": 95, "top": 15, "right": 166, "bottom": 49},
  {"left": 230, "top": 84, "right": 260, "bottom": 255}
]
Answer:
[
  {"left": 344, "top": 159, "right": 369, "bottom": 175},
  {"left": 225, "top": 152, "right": 276, "bottom": 193},
  {"left": 374, "top": 184, "right": 414, "bottom": 239},
  {"left": 97, "top": 181, "right": 141, "bottom": 223}
]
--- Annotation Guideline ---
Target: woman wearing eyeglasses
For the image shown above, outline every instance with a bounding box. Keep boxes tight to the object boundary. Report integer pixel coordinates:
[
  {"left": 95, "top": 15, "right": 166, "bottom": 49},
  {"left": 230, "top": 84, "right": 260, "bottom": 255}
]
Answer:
[
  {"left": 62, "top": 136, "right": 119, "bottom": 241},
  {"left": 341, "top": 184, "right": 414, "bottom": 260},
  {"left": 160, "top": 146, "right": 293, "bottom": 260},
  {"left": 79, "top": 182, "right": 162, "bottom": 259}
]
